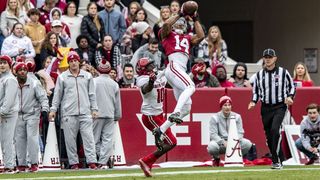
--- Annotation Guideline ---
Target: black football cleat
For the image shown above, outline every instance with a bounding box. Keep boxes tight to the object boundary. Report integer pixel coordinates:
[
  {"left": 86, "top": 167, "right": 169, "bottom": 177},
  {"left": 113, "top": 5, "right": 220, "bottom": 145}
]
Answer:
[
  {"left": 168, "top": 112, "right": 183, "bottom": 124},
  {"left": 152, "top": 128, "right": 164, "bottom": 151}
]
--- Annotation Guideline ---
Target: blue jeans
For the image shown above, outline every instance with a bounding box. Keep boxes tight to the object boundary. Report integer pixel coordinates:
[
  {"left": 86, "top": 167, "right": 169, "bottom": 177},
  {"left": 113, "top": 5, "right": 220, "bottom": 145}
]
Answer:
[{"left": 295, "top": 138, "right": 317, "bottom": 159}]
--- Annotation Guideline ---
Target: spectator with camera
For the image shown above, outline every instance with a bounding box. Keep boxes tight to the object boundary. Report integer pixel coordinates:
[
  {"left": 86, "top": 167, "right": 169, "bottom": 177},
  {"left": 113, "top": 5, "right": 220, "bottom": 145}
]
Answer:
[{"left": 295, "top": 103, "right": 320, "bottom": 165}]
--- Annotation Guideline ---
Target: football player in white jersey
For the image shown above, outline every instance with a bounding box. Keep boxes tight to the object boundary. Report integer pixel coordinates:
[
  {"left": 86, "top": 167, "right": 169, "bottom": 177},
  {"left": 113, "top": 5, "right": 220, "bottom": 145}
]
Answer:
[{"left": 136, "top": 57, "right": 177, "bottom": 177}]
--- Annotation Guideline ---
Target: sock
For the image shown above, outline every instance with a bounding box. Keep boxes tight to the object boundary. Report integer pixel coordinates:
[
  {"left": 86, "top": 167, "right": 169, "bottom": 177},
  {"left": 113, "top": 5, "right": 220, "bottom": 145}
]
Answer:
[
  {"left": 160, "top": 120, "right": 174, "bottom": 133},
  {"left": 142, "top": 153, "right": 157, "bottom": 168}
]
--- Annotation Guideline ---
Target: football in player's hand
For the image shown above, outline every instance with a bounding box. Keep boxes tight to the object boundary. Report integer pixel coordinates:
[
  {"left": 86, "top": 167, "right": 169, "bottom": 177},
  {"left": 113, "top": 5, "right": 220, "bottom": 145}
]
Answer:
[{"left": 182, "top": 1, "right": 198, "bottom": 16}]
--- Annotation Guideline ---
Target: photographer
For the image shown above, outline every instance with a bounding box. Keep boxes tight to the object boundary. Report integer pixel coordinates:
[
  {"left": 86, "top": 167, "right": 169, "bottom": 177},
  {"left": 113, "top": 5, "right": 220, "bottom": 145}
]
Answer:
[{"left": 295, "top": 103, "right": 320, "bottom": 165}]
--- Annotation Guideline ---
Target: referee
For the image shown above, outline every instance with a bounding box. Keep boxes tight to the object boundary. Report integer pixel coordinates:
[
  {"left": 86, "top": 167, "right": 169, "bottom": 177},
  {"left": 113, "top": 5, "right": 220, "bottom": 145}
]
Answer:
[{"left": 248, "top": 48, "right": 295, "bottom": 169}]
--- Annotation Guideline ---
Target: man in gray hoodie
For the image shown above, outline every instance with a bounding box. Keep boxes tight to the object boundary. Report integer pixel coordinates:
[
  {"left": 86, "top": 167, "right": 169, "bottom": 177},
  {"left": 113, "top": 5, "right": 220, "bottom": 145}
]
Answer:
[
  {"left": 295, "top": 103, "right": 320, "bottom": 165},
  {"left": 207, "top": 95, "right": 252, "bottom": 167},
  {"left": 49, "top": 51, "right": 98, "bottom": 169},
  {"left": 0, "top": 55, "right": 19, "bottom": 174},
  {"left": 14, "top": 62, "right": 49, "bottom": 172}
]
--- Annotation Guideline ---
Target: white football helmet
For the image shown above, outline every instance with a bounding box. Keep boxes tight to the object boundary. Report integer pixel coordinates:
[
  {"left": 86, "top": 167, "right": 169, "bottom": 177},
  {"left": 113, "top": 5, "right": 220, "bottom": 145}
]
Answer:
[{"left": 173, "top": 17, "right": 187, "bottom": 34}]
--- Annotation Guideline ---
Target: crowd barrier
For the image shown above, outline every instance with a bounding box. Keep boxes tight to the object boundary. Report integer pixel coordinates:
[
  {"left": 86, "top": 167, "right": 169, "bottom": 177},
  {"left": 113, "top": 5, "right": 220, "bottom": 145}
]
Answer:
[{"left": 118, "top": 87, "right": 320, "bottom": 165}]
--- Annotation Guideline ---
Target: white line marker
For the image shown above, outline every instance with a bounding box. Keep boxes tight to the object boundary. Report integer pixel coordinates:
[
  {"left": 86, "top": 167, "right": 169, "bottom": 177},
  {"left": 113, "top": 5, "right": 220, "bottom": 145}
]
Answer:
[{"left": 3, "top": 167, "right": 320, "bottom": 180}]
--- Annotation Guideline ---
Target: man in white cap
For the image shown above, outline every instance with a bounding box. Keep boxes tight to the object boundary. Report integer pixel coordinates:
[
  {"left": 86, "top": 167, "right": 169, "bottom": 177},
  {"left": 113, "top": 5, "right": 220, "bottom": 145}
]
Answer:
[
  {"left": 208, "top": 95, "right": 252, "bottom": 167},
  {"left": 51, "top": 19, "right": 70, "bottom": 47},
  {"left": 131, "top": 21, "right": 152, "bottom": 52},
  {"left": 49, "top": 51, "right": 98, "bottom": 169},
  {"left": 93, "top": 59, "right": 122, "bottom": 169}
]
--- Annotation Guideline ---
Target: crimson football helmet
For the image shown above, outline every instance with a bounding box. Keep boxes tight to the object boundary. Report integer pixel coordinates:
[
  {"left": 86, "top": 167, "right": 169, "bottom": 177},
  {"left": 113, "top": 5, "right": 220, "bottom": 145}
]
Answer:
[{"left": 136, "top": 57, "right": 155, "bottom": 76}]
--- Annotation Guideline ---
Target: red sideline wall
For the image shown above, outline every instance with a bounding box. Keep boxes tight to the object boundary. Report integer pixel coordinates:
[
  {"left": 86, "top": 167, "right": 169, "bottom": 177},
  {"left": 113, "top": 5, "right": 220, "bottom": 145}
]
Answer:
[{"left": 118, "top": 87, "right": 320, "bottom": 165}]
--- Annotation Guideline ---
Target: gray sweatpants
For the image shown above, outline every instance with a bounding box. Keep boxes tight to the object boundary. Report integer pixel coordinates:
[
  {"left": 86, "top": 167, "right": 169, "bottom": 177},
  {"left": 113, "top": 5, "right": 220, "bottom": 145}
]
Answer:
[
  {"left": 0, "top": 113, "right": 18, "bottom": 168},
  {"left": 93, "top": 118, "right": 115, "bottom": 165},
  {"left": 207, "top": 138, "right": 252, "bottom": 159},
  {"left": 15, "top": 114, "right": 40, "bottom": 166},
  {"left": 61, "top": 115, "right": 97, "bottom": 165}
]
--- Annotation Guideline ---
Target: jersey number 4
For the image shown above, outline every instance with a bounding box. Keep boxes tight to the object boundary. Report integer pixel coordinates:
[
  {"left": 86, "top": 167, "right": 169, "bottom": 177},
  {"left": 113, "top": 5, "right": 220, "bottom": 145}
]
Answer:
[
  {"left": 157, "top": 88, "right": 165, "bottom": 103},
  {"left": 174, "top": 35, "right": 189, "bottom": 54}
]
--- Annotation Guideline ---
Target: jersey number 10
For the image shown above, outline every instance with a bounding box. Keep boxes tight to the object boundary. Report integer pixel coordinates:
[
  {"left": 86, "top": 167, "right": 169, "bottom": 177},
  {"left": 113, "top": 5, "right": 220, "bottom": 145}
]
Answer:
[{"left": 157, "top": 88, "right": 165, "bottom": 103}]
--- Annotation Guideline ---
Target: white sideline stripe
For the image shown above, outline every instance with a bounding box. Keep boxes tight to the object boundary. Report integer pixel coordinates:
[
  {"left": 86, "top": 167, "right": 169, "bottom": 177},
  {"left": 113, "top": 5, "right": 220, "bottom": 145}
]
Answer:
[{"left": 4, "top": 168, "right": 320, "bottom": 180}]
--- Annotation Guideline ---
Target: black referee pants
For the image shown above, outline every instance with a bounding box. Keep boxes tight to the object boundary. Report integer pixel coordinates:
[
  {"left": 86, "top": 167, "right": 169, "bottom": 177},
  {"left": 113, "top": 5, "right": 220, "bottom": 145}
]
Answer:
[{"left": 261, "top": 103, "right": 287, "bottom": 164}]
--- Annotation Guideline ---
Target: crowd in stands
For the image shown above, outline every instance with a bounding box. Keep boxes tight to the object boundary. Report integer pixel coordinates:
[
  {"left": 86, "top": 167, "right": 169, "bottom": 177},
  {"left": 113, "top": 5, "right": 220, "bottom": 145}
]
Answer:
[
  {"left": 0, "top": 0, "right": 317, "bottom": 172},
  {"left": 0, "top": 0, "right": 314, "bottom": 89}
]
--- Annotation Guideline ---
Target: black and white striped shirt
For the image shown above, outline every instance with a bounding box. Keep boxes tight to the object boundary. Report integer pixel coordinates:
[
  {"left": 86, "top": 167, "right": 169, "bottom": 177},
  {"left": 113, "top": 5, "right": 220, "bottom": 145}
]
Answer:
[{"left": 252, "top": 67, "right": 295, "bottom": 104}]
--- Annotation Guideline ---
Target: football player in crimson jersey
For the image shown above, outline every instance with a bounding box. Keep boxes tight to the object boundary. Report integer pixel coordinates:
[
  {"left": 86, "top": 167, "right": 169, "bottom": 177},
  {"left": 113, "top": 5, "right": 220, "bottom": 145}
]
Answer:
[
  {"left": 152, "top": 6, "right": 205, "bottom": 150},
  {"left": 136, "top": 57, "right": 177, "bottom": 177}
]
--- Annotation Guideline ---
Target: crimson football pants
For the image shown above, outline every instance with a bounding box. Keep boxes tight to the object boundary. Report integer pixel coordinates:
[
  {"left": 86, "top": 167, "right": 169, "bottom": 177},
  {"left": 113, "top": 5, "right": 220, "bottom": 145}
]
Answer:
[{"left": 142, "top": 114, "right": 177, "bottom": 146}]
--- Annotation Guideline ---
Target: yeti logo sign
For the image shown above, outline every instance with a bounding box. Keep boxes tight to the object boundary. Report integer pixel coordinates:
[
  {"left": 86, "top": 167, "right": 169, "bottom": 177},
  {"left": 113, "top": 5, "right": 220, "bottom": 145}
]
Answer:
[
  {"left": 136, "top": 113, "right": 214, "bottom": 146},
  {"left": 226, "top": 139, "right": 241, "bottom": 158}
]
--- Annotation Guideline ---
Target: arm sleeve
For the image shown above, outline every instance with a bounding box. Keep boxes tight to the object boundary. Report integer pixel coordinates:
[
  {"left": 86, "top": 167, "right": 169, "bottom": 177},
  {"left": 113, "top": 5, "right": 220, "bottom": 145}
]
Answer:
[
  {"left": 34, "top": 81, "right": 49, "bottom": 112},
  {"left": 0, "top": 78, "right": 18, "bottom": 116},
  {"left": 285, "top": 69, "right": 296, "bottom": 97},
  {"left": 114, "top": 85, "right": 122, "bottom": 120},
  {"left": 197, "top": 41, "right": 204, "bottom": 58},
  {"left": 50, "top": 76, "right": 64, "bottom": 112},
  {"left": 118, "top": 14, "right": 127, "bottom": 42},
  {"left": 95, "top": 49, "right": 102, "bottom": 65},
  {"left": 25, "top": 38, "right": 36, "bottom": 58},
  {"left": 0, "top": 12, "right": 9, "bottom": 37},
  {"left": 221, "top": 40, "right": 228, "bottom": 58},
  {"left": 209, "top": 115, "right": 224, "bottom": 144},
  {"left": 131, "top": 36, "right": 140, "bottom": 53},
  {"left": 80, "top": 18, "right": 99, "bottom": 48},
  {"left": 300, "top": 120, "right": 312, "bottom": 150},
  {"left": 252, "top": 72, "right": 259, "bottom": 103},
  {"left": 116, "top": 46, "right": 122, "bottom": 66},
  {"left": 88, "top": 75, "right": 98, "bottom": 112}
]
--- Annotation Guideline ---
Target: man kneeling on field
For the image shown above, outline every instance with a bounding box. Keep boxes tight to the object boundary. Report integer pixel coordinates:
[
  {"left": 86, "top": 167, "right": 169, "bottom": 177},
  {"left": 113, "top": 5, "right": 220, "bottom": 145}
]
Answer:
[
  {"left": 207, "top": 96, "right": 253, "bottom": 166},
  {"left": 295, "top": 103, "right": 320, "bottom": 165}
]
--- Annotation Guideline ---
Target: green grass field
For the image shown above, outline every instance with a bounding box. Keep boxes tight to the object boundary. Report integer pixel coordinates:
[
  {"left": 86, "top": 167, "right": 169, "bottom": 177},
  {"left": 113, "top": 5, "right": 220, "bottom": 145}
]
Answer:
[{"left": 0, "top": 166, "right": 319, "bottom": 180}]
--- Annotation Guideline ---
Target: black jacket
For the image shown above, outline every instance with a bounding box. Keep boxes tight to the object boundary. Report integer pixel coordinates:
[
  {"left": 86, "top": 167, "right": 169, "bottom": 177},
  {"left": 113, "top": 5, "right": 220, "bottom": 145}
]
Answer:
[
  {"left": 80, "top": 15, "right": 105, "bottom": 49},
  {"left": 39, "top": 47, "right": 57, "bottom": 64},
  {"left": 132, "top": 34, "right": 150, "bottom": 53},
  {"left": 75, "top": 48, "right": 95, "bottom": 67}
]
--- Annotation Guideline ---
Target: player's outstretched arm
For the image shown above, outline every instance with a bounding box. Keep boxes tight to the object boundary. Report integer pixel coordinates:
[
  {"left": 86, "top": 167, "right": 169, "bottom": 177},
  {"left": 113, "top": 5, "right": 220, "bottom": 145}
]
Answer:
[
  {"left": 141, "top": 72, "right": 156, "bottom": 94},
  {"left": 161, "top": 14, "right": 181, "bottom": 40},
  {"left": 191, "top": 14, "right": 205, "bottom": 46}
]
